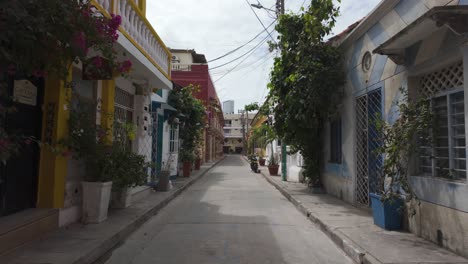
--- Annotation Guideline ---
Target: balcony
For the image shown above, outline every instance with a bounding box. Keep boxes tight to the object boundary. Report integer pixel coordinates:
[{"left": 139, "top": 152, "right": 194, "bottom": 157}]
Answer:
[
  {"left": 171, "top": 63, "right": 207, "bottom": 72},
  {"left": 91, "top": 0, "right": 171, "bottom": 78}
]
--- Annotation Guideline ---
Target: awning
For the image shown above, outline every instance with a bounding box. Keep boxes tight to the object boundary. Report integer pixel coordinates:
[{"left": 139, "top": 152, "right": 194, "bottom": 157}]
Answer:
[{"left": 373, "top": 6, "right": 468, "bottom": 65}]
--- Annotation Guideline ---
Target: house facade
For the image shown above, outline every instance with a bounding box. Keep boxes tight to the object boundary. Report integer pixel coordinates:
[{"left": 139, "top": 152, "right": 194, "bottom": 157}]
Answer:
[
  {"left": 171, "top": 49, "right": 224, "bottom": 163},
  {"left": 0, "top": 0, "right": 173, "bottom": 254},
  {"left": 323, "top": 0, "right": 468, "bottom": 257},
  {"left": 223, "top": 113, "right": 250, "bottom": 154}
]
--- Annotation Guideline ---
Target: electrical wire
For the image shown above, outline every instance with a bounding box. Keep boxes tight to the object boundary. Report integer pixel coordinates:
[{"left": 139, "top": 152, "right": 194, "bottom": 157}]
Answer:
[
  {"left": 207, "top": 19, "right": 276, "bottom": 63},
  {"left": 209, "top": 30, "right": 273, "bottom": 71},
  {"left": 213, "top": 36, "right": 270, "bottom": 84},
  {"left": 245, "top": 0, "right": 277, "bottom": 44}
]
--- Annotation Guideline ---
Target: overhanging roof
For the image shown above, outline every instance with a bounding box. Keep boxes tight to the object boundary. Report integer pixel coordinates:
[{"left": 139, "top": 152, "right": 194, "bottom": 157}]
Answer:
[{"left": 373, "top": 6, "right": 468, "bottom": 65}]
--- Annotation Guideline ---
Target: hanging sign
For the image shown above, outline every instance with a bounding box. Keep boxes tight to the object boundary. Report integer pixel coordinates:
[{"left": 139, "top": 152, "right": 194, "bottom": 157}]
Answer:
[{"left": 13, "top": 80, "right": 37, "bottom": 106}]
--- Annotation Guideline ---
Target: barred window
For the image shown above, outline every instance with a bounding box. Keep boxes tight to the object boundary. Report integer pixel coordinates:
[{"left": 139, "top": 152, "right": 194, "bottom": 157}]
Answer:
[
  {"left": 114, "top": 87, "right": 134, "bottom": 150},
  {"left": 418, "top": 61, "right": 466, "bottom": 181},
  {"left": 330, "top": 118, "right": 342, "bottom": 164},
  {"left": 169, "top": 125, "right": 179, "bottom": 153}
]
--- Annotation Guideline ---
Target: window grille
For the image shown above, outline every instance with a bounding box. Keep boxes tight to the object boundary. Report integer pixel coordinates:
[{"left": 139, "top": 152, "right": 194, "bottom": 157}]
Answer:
[
  {"left": 355, "top": 89, "right": 383, "bottom": 206},
  {"left": 418, "top": 61, "right": 465, "bottom": 181},
  {"left": 169, "top": 125, "right": 179, "bottom": 153},
  {"left": 114, "top": 87, "right": 134, "bottom": 149},
  {"left": 329, "top": 118, "right": 342, "bottom": 164},
  {"left": 419, "top": 61, "right": 463, "bottom": 98}
]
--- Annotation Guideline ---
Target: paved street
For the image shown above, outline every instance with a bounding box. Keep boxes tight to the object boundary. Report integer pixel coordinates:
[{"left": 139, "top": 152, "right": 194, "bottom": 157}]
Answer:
[{"left": 101, "top": 155, "right": 352, "bottom": 264}]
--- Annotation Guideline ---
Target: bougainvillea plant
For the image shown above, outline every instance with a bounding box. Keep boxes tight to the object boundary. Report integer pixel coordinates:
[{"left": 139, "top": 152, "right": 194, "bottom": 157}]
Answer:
[{"left": 0, "top": 0, "right": 133, "bottom": 163}]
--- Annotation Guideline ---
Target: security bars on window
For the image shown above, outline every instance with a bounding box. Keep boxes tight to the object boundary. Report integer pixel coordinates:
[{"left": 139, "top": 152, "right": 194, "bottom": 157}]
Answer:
[
  {"left": 419, "top": 61, "right": 466, "bottom": 181},
  {"left": 114, "top": 87, "right": 134, "bottom": 150}
]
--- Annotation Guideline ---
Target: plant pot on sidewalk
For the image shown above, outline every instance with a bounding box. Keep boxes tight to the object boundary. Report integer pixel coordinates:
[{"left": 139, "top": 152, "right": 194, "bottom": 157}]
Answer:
[
  {"left": 370, "top": 193, "right": 403, "bottom": 230},
  {"left": 259, "top": 158, "right": 266, "bottom": 166},
  {"left": 110, "top": 187, "right": 132, "bottom": 209},
  {"left": 157, "top": 170, "right": 171, "bottom": 192},
  {"left": 268, "top": 165, "right": 279, "bottom": 176},
  {"left": 194, "top": 158, "right": 201, "bottom": 170},
  {"left": 183, "top": 161, "right": 192, "bottom": 177},
  {"left": 82, "top": 181, "right": 113, "bottom": 224}
]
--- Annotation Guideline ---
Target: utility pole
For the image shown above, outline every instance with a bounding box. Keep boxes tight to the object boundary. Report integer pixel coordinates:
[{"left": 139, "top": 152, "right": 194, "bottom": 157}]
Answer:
[
  {"left": 277, "top": 0, "right": 287, "bottom": 182},
  {"left": 238, "top": 109, "right": 246, "bottom": 155}
]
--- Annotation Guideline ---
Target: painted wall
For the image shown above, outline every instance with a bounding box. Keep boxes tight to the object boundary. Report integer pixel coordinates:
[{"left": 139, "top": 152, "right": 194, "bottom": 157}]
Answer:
[{"left": 322, "top": 0, "right": 468, "bottom": 257}]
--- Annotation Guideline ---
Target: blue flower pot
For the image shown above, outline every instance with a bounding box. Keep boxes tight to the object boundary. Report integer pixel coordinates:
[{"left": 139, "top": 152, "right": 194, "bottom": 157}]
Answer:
[{"left": 370, "top": 193, "right": 403, "bottom": 230}]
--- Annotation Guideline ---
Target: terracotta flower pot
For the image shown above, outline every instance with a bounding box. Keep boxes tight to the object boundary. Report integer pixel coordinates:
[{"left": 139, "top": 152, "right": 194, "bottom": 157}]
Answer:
[
  {"left": 194, "top": 159, "right": 201, "bottom": 170},
  {"left": 259, "top": 158, "right": 266, "bottom": 166},
  {"left": 268, "top": 165, "right": 279, "bottom": 176},
  {"left": 183, "top": 161, "right": 192, "bottom": 177}
]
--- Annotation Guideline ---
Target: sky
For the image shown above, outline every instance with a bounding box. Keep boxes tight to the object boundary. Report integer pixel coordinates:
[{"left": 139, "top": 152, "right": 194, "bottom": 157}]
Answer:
[{"left": 147, "top": 0, "right": 381, "bottom": 111}]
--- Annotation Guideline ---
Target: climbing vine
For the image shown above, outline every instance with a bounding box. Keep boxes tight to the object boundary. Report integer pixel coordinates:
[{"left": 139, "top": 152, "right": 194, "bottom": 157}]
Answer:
[
  {"left": 168, "top": 85, "right": 206, "bottom": 162},
  {"left": 267, "top": 0, "right": 344, "bottom": 186},
  {"left": 376, "top": 88, "right": 433, "bottom": 204}
]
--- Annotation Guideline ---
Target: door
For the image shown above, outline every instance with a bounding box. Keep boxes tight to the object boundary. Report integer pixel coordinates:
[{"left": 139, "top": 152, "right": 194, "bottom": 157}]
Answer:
[
  {"left": 0, "top": 76, "right": 44, "bottom": 216},
  {"left": 355, "top": 89, "right": 383, "bottom": 206}
]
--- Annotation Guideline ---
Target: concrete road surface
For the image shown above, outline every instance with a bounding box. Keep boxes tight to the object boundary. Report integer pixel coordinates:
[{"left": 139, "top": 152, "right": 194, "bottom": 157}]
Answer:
[{"left": 101, "top": 155, "right": 353, "bottom": 264}]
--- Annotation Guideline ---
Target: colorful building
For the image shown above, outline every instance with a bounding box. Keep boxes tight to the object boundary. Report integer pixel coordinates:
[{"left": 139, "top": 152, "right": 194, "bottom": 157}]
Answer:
[
  {"left": 0, "top": 0, "right": 172, "bottom": 254},
  {"left": 322, "top": 0, "right": 468, "bottom": 257},
  {"left": 170, "top": 49, "right": 224, "bottom": 163}
]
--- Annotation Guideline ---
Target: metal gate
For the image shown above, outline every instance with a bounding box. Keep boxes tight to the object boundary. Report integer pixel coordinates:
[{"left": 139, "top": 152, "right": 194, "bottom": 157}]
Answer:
[{"left": 355, "top": 89, "right": 383, "bottom": 206}]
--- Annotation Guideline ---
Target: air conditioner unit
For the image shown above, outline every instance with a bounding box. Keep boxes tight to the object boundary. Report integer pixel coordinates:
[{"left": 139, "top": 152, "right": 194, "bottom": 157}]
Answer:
[{"left": 171, "top": 55, "right": 180, "bottom": 63}]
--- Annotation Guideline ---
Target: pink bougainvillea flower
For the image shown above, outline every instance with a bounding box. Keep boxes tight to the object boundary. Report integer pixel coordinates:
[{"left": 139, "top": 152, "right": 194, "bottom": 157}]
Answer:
[
  {"left": 93, "top": 56, "right": 103, "bottom": 68},
  {"left": 118, "top": 60, "right": 132, "bottom": 73},
  {"left": 24, "top": 138, "right": 32, "bottom": 145},
  {"left": 110, "top": 14, "right": 122, "bottom": 30},
  {"left": 7, "top": 64, "right": 16, "bottom": 76}
]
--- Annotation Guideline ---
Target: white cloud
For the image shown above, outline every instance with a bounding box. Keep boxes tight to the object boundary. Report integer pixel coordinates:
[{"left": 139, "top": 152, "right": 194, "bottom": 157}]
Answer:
[{"left": 147, "top": 0, "right": 381, "bottom": 111}]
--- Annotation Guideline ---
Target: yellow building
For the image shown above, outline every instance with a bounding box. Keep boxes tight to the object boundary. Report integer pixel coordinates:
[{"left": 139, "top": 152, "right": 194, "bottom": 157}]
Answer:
[{"left": 0, "top": 0, "right": 171, "bottom": 253}]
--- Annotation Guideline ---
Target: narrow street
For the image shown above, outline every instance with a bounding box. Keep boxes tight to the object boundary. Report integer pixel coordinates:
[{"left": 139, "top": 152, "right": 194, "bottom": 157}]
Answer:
[{"left": 100, "top": 155, "right": 353, "bottom": 264}]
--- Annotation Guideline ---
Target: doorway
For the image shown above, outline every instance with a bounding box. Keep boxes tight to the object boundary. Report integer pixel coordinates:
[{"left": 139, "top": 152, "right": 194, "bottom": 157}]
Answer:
[
  {"left": 355, "top": 88, "right": 383, "bottom": 206},
  {"left": 0, "top": 76, "right": 44, "bottom": 216}
]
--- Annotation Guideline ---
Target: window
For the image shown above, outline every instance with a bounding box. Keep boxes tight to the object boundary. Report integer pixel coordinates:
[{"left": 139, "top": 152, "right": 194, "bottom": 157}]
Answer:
[
  {"left": 114, "top": 87, "right": 134, "bottom": 150},
  {"left": 330, "top": 118, "right": 342, "bottom": 164},
  {"left": 169, "top": 125, "right": 179, "bottom": 153},
  {"left": 419, "top": 90, "right": 466, "bottom": 181},
  {"left": 418, "top": 61, "right": 465, "bottom": 181}
]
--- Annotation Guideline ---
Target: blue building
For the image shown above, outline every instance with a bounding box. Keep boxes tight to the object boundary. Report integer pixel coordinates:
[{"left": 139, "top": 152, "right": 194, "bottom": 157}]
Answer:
[{"left": 323, "top": 0, "right": 468, "bottom": 257}]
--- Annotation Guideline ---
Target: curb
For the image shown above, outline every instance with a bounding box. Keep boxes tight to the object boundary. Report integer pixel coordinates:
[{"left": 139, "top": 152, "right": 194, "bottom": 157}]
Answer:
[
  {"left": 255, "top": 167, "right": 367, "bottom": 264},
  {"left": 82, "top": 157, "right": 225, "bottom": 264}
]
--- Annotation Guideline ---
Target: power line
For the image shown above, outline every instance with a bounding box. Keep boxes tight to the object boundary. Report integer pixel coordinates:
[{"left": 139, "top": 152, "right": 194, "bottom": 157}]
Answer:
[
  {"left": 207, "top": 19, "right": 276, "bottom": 63},
  {"left": 245, "top": 0, "right": 277, "bottom": 44},
  {"left": 209, "top": 30, "right": 273, "bottom": 71},
  {"left": 213, "top": 36, "right": 270, "bottom": 84}
]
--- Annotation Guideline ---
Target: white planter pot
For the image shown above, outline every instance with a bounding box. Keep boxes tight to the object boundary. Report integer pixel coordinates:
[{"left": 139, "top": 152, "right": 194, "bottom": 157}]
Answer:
[
  {"left": 110, "top": 188, "right": 132, "bottom": 209},
  {"left": 81, "top": 181, "right": 112, "bottom": 224}
]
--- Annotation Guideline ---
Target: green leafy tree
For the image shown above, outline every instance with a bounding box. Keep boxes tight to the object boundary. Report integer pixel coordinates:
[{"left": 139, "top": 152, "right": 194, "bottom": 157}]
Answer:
[
  {"left": 169, "top": 85, "right": 206, "bottom": 162},
  {"left": 267, "top": 0, "right": 344, "bottom": 186}
]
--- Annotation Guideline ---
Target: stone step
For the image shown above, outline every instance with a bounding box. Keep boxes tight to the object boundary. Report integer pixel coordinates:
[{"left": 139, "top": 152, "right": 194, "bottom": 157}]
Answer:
[{"left": 0, "top": 208, "right": 58, "bottom": 255}]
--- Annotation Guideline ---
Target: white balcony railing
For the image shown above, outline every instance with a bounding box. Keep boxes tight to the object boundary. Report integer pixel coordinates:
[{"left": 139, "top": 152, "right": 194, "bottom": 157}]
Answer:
[
  {"left": 171, "top": 64, "right": 192, "bottom": 71},
  {"left": 92, "top": 0, "right": 171, "bottom": 78}
]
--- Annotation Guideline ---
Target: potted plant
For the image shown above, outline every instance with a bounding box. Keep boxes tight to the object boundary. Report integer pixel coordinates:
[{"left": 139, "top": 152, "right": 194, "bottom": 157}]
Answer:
[
  {"left": 194, "top": 147, "right": 202, "bottom": 170},
  {"left": 157, "top": 154, "right": 173, "bottom": 192},
  {"left": 258, "top": 156, "right": 266, "bottom": 166},
  {"left": 81, "top": 145, "right": 114, "bottom": 224},
  {"left": 109, "top": 146, "right": 149, "bottom": 208},
  {"left": 267, "top": 154, "right": 279, "bottom": 176},
  {"left": 180, "top": 150, "right": 195, "bottom": 177},
  {"left": 371, "top": 89, "right": 432, "bottom": 230}
]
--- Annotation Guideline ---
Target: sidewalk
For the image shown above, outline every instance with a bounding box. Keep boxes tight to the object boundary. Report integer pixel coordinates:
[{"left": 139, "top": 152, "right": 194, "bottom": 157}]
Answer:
[
  {"left": 260, "top": 173, "right": 468, "bottom": 264},
  {"left": 0, "top": 158, "right": 224, "bottom": 264}
]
